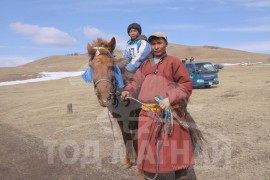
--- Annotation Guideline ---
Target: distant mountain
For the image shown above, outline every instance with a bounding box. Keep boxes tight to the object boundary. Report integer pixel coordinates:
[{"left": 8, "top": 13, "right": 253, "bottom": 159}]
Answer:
[
  {"left": 166, "top": 43, "right": 270, "bottom": 63},
  {"left": 0, "top": 43, "right": 269, "bottom": 82}
]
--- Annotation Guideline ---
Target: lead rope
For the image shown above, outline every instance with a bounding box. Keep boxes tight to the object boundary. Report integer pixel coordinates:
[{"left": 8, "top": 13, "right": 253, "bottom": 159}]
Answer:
[
  {"left": 107, "top": 109, "right": 116, "bottom": 141},
  {"left": 125, "top": 97, "right": 164, "bottom": 180},
  {"left": 116, "top": 96, "right": 189, "bottom": 180}
]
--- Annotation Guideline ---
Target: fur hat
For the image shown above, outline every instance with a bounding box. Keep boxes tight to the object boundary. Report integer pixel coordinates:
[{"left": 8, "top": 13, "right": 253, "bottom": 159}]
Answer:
[{"left": 127, "top": 23, "right": 142, "bottom": 35}]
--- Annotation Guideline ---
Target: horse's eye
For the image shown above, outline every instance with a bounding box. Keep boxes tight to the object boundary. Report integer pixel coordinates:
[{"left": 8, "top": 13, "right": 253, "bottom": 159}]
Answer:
[{"left": 89, "top": 54, "right": 94, "bottom": 60}]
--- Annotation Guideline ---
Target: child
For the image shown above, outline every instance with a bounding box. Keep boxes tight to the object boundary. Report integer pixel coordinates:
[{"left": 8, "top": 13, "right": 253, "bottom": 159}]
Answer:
[{"left": 123, "top": 23, "right": 151, "bottom": 73}]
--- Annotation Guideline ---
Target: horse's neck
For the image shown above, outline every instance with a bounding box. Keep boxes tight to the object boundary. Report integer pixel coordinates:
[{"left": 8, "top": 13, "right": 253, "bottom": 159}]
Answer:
[
  {"left": 115, "top": 58, "right": 134, "bottom": 86},
  {"left": 122, "top": 70, "right": 135, "bottom": 86}
]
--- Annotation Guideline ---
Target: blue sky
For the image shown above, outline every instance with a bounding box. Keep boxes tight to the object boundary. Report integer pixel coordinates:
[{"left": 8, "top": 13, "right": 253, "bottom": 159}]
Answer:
[{"left": 0, "top": 0, "right": 270, "bottom": 67}]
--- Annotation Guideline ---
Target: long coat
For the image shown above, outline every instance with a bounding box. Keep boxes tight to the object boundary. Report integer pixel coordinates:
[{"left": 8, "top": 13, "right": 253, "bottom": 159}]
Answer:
[{"left": 124, "top": 53, "right": 194, "bottom": 173}]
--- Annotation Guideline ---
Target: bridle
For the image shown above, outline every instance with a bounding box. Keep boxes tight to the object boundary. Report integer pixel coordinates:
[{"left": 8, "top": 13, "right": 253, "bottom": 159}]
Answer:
[
  {"left": 94, "top": 78, "right": 114, "bottom": 87},
  {"left": 94, "top": 78, "right": 117, "bottom": 94},
  {"left": 90, "top": 46, "right": 118, "bottom": 98}
]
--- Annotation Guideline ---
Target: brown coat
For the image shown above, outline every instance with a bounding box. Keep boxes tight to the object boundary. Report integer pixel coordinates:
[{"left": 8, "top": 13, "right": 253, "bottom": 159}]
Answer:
[{"left": 124, "top": 53, "right": 194, "bottom": 173}]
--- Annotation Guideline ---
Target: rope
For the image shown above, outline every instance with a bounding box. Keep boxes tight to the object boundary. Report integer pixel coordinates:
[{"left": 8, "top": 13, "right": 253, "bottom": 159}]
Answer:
[
  {"left": 126, "top": 97, "right": 157, "bottom": 114},
  {"left": 105, "top": 95, "right": 162, "bottom": 179},
  {"left": 126, "top": 96, "right": 163, "bottom": 180},
  {"left": 107, "top": 109, "right": 116, "bottom": 141}
]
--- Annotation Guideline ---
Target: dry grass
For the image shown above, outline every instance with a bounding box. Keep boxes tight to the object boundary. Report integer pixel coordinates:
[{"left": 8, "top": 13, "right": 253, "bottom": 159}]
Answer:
[{"left": 0, "top": 44, "right": 269, "bottom": 179}]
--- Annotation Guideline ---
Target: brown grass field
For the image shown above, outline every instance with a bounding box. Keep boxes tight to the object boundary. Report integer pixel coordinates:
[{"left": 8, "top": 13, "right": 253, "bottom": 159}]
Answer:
[{"left": 0, "top": 44, "right": 269, "bottom": 179}]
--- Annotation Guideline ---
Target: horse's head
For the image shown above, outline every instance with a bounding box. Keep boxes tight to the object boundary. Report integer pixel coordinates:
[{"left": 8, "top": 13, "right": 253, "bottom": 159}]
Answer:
[{"left": 87, "top": 37, "right": 116, "bottom": 107}]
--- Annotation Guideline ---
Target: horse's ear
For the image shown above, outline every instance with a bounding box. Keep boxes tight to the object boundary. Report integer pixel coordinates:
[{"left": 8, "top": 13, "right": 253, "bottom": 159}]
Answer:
[
  {"left": 109, "top": 37, "right": 116, "bottom": 52},
  {"left": 87, "top": 43, "right": 95, "bottom": 56},
  {"left": 87, "top": 43, "right": 92, "bottom": 52}
]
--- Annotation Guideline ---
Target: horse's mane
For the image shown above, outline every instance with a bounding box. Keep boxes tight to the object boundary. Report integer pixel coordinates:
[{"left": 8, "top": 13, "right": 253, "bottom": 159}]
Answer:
[
  {"left": 92, "top": 38, "right": 109, "bottom": 48},
  {"left": 88, "top": 38, "right": 115, "bottom": 56}
]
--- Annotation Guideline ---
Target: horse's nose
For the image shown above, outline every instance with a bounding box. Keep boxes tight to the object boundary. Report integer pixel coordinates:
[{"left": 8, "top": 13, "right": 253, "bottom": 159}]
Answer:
[
  {"left": 102, "top": 99, "right": 108, "bottom": 104},
  {"left": 110, "top": 86, "right": 115, "bottom": 93},
  {"left": 99, "top": 99, "right": 108, "bottom": 107}
]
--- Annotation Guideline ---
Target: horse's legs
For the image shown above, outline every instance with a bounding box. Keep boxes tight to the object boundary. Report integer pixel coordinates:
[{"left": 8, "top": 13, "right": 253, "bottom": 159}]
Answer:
[
  {"left": 131, "top": 130, "right": 138, "bottom": 160},
  {"left": 129, "top": 118, "right": 138, "bottom": 160},
  {"left": 129, "top": 110, "right": 141, "bottom": 179},
  {"left": 130, "top": 109, "right": 140, "bottom": 157},
  {"left": 116, "top": 119, "right": 133, "bottom": 168},
  {"left": 136, "top": 169, "right": 144, "bottom": 180}
]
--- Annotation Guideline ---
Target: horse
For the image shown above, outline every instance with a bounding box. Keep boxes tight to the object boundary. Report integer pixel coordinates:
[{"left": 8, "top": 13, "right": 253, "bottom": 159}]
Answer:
[
  {"left": 86, "top": 37, "right": 144, "bottom": 178},
  {"left": 85, "top": 37, "right": 205, "bottom": 180}
]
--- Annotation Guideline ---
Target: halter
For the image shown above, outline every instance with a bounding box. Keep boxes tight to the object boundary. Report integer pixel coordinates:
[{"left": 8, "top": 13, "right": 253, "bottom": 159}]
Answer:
[
  {"left": 94, "top": 78, "right": 117, "bottom": 94},
  {"left": 89, "top": 46, "right": 114, "bottom": 60},
  {"left": 94, "top": 79, "right": 113, "bottom": 87}
]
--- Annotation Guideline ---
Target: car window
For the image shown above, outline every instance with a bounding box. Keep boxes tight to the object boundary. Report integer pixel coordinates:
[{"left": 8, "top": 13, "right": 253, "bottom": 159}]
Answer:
[{"left": 195, "top": 63, "right": 216, "bottom": 73}]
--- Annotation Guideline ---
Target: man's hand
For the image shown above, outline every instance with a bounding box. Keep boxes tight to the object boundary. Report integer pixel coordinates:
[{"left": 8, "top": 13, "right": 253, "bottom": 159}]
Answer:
[
  {"left": 121, "top": 91, "right": 130, "bottom": 101},
  {"left": 158, "top": 97, "right": 170, "bottom": 109}
]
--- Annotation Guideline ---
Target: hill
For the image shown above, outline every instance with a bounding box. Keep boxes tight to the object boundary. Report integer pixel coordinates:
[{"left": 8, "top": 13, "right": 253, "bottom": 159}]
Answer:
[
  {"left": 0, "top": 44, "right": 269, "bottom": 82},
  {"left": 167, "top": 44, "right": 270, "bottom": 63}
]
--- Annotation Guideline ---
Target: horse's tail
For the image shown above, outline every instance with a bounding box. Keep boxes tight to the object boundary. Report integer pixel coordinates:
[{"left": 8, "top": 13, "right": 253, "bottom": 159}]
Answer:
[{"left": 185, "top": 108, "right": 206, "bottom": 155}]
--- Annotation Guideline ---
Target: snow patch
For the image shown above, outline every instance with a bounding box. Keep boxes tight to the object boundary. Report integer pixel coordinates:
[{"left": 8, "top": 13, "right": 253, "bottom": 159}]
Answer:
[{"left": 0, "top": 71, "right": 84, "bottom": 86}]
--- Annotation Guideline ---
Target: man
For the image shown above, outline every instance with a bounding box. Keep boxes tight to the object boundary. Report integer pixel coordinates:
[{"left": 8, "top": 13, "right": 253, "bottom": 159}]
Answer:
[
  {"left": 121, "top": 32, "right": 195, "bottom": 180},
  {"left": 123, "top": 23, "right": 151, "bottom": 73},
  {"left": 182, "top": 57, "right": 188, "bottom": 64}
]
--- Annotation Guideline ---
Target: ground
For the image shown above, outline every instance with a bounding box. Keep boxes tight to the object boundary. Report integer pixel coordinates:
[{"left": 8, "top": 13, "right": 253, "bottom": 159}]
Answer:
[{"left": 0, "top": 65, "right": 269, "bottom": 180}]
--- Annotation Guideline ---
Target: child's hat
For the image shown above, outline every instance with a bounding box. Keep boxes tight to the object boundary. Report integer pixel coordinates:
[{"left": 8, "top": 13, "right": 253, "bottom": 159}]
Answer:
[{"left": 127, "top": 23, "right": 142, "bottom": 35}]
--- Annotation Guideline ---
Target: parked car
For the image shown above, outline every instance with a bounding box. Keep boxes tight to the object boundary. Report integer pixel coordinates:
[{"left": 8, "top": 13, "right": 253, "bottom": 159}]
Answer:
[
  {"left": 214, "top": 64, "right": 224, "bottom": 70},
  {"left": 184, "top": 62, "right": 219, "bottom": 88}
]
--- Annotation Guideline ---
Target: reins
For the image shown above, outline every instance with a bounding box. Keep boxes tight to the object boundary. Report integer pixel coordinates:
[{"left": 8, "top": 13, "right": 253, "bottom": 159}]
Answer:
[
  {"left": 124, "top": 96, "right": 191, "bottom": 180},
  {"left": 125, "top": 96, "right": 166, "bottom": 180},
  {"left": 106, "top": 95, "right": 164, "bottom": 180}
]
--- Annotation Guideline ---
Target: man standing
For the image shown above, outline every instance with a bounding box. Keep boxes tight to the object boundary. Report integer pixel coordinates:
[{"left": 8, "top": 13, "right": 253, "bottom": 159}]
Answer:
[{"left": 122, "top": 32, "right": 195, "bottom": 180}]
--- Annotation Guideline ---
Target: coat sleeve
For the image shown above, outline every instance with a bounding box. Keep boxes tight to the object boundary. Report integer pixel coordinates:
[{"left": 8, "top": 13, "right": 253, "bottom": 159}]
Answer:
[
  {"left": 167, "top": 60, "right": 192, "bottom": 105},
  {"left": 125, "top": 40, "right": 151, "bottom": 73}
]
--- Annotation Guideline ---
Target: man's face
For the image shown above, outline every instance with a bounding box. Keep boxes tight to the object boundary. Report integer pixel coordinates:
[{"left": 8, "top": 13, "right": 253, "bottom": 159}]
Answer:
[
  {"left": 129, "top": 28, "right": 140, "bottom": 40},
  {"left": 150, "top": 38, "right": 167, "bottom": 57}
]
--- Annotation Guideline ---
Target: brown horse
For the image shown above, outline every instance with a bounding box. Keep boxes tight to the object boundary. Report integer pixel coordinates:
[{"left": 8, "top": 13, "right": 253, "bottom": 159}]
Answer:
[
  {"left": 86, "top": 37, "right": 143, "bottom": 178},
  {"left": 86, "top": 37, "right": 204, "bottom": 180}
]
